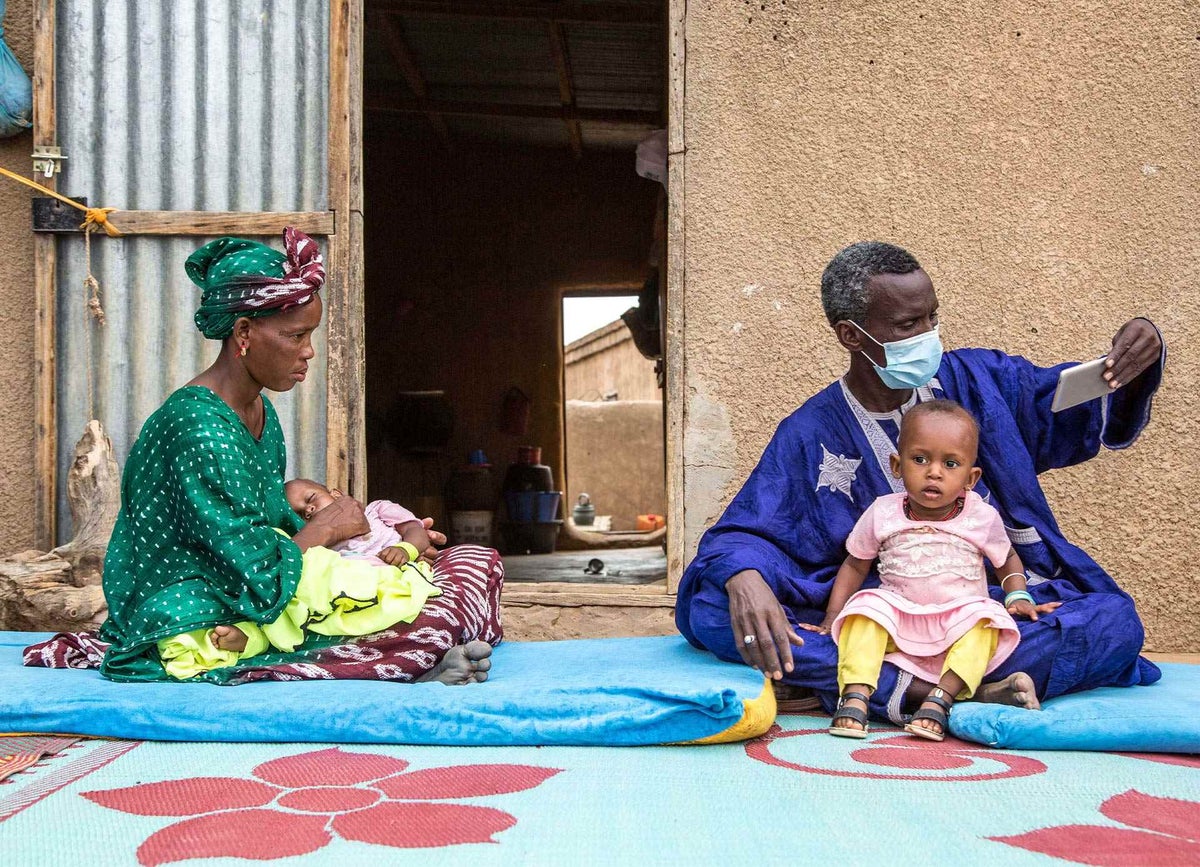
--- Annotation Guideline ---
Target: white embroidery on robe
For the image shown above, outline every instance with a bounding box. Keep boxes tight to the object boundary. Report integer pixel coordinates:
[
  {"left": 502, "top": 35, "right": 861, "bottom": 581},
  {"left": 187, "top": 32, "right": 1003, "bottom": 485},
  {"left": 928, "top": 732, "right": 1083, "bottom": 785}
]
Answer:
[{"left": 815, "top": 444, "right": 862, "bottom": 502}]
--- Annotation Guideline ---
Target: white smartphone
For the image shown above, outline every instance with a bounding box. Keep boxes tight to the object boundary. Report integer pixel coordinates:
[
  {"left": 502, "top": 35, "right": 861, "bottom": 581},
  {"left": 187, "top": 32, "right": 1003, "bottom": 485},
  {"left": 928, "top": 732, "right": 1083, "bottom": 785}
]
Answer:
[{"left": 1050, "top": 356, "right": 1111, "bottom": 413}]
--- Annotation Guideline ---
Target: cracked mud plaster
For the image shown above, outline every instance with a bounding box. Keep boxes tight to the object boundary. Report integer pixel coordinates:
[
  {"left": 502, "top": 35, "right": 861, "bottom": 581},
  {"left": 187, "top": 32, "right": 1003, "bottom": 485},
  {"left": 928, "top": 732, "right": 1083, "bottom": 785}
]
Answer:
[{"left": 684, "top": 382, "right": 736, "bottom": 557}]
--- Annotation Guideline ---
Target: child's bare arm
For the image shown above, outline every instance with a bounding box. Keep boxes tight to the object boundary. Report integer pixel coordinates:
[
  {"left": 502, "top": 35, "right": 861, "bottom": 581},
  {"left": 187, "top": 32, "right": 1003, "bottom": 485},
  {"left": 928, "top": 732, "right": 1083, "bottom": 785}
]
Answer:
[
  {"left": 398, "top": 520, "right": 431, "bottom": 554},
  {"left": 799, "top": 555, "right": 872, "bottom": 634},
  {"left": 997, "top": 549, "right": 1062, "bottom": 621},
  {"left": 377, "top": 521, "right": 433, "bottom": 568}
]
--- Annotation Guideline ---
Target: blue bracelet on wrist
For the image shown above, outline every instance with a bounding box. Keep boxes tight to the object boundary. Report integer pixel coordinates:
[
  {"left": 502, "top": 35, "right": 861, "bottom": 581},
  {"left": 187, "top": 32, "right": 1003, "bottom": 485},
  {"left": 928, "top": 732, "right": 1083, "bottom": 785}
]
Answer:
[{"left": 1004, "top": 590, "right": 1035, "bottom": 608}]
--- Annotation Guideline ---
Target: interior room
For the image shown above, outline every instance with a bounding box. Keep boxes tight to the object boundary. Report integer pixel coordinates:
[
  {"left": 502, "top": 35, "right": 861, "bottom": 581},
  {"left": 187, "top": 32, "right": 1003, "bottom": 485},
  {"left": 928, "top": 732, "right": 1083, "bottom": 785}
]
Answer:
[{"left": 360, "top": 1, "right": 668, "bottom": 584}]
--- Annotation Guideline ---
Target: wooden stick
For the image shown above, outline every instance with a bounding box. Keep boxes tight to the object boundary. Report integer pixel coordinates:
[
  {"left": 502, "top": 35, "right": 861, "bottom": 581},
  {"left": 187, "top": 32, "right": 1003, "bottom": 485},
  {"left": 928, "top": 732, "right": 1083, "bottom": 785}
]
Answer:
[
  {"left": 33, "top": 0, "right": 57, "bottom": 550},
  {"left": 375, "top": 11, "right": 452, "bottom": 146},
  {"left": 547, "top": 21, "right": 583, "bottom": 158},
  {"left": 33, "top": 209, "right": 335, "bottom": 236}
]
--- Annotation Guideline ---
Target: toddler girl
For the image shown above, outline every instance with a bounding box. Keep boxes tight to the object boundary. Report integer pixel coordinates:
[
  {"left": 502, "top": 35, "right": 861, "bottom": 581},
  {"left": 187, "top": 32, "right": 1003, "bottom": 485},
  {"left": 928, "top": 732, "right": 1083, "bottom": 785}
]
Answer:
[{"left": 804, "top": 399, "right": 1049, "bottom": 741}]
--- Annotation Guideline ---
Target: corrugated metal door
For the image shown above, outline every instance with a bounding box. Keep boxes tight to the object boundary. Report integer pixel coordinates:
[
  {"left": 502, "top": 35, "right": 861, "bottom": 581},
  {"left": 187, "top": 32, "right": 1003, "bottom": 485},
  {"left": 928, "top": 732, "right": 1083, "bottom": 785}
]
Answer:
[{"left": 32, "top": 0, "right": 363, "bottom": 545}]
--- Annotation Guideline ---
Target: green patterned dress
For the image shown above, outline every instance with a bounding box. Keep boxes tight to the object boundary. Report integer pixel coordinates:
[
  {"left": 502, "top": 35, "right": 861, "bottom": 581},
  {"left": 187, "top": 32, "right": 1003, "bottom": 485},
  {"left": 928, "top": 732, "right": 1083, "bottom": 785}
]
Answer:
[{"left": 99, "top": 386, "right": 306, "bottom": 681}]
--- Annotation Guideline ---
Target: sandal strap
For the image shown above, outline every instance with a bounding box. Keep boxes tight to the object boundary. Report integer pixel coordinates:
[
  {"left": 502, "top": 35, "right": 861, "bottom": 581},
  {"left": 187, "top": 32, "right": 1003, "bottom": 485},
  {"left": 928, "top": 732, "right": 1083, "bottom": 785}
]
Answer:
[
  {"left": 921, "top": 693, "right": 954, "bottom": 714},
  {"left": 832, "top": 705, "right": 870, "bottom": 727},
  {"left": 910, "top": 693, "right": 953, "bottom": 727},
  {"left": 833, "top": 691, "right": 872, "bottom": 727},
  {"left": 910, "top": 706, "right": 947, "bottom": 726}
]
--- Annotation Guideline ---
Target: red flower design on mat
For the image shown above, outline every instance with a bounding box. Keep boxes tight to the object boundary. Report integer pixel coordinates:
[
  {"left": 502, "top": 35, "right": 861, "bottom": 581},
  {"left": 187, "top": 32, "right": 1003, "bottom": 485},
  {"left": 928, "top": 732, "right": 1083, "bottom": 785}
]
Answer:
[
  {"left": 746, "top": 722, "right": 1047, "bottom": 781},
  {"left": 81, "top": 748, "right": 561, "bottom": 866},
  {"left": 990, "top": 789, "right": 1200, "bottom": 866}
]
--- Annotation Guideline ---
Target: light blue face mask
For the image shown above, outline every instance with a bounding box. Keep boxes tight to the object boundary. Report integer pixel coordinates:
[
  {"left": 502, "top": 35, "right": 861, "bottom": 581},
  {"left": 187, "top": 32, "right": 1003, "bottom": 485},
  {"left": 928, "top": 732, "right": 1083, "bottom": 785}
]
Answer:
[{"left": 853, "top": 324, "right": 944, "bottom": 389}]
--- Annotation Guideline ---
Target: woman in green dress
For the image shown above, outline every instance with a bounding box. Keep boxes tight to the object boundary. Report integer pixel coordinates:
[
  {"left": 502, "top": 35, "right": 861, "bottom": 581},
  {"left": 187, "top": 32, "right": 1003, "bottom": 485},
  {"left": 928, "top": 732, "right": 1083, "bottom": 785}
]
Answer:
[{"left": 98, "top": 228, "right": 502, "bottom": 684}]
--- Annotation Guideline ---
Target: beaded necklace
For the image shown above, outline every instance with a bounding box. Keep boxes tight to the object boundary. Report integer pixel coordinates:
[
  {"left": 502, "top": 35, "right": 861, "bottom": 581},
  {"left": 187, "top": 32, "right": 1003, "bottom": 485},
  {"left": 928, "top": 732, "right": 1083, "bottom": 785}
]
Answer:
[{"left": 903, "top": 495, "right": 965, "bottom": 522}]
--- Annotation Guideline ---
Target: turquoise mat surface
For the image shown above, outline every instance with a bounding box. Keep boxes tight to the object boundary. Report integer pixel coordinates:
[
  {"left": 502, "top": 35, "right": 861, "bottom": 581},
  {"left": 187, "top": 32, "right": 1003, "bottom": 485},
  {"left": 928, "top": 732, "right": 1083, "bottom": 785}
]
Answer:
[
  {"left": 3, "top": 716, "right": 1199, "bottom": 864},
  {"left": 1, "top": 633, "right": 766, "bottom": 746},
  {"left": 950, "top": 663, "right": 1200, "bottom": 752}
]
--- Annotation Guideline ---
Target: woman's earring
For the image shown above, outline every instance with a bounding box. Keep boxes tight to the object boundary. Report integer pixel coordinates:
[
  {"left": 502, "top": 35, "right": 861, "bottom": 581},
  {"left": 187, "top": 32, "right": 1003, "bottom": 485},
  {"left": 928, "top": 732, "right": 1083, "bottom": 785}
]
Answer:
[{"left": 239, "top": 343, "right": 247, "bottom": 357}]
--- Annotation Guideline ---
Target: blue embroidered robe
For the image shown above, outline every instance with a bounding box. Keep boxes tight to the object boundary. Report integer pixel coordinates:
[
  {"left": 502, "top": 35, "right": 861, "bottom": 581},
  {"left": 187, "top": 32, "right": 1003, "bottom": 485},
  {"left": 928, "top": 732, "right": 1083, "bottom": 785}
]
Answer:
[{"left": 676, "top": 344, "right": 1165, "bottom": 723}]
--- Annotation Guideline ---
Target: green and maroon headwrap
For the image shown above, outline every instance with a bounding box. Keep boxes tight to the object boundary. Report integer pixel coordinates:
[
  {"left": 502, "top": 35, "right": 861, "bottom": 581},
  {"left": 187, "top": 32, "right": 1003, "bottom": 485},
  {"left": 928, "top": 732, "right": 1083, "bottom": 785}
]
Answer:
[{"left": 186, "top": 227, "right": 325, "bottom": 340}]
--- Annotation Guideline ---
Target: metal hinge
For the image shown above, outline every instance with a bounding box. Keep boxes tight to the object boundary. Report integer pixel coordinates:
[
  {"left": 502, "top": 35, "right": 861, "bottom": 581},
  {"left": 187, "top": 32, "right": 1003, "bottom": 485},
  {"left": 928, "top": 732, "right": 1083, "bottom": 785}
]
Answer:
[{"left": 31, "top": 146, "right": 67, "bottom": 179}]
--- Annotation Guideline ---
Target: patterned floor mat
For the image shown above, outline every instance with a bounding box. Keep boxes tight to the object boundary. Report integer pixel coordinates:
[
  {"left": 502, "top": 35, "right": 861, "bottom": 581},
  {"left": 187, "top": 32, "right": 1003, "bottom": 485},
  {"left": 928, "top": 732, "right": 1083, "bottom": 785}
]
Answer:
[
  {"left": 0, "top": 714, "right": 1197, "bottom": 865},
  {"left": 0, "top": 736, "right": 82, "bottom": 783}
]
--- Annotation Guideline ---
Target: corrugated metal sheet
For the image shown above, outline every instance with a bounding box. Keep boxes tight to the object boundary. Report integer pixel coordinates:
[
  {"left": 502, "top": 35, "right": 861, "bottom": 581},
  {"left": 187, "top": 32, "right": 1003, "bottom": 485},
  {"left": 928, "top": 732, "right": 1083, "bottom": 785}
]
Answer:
[
  {"left": 566, "top": 22, "right": 663, "bottom": 113},
  {"left": 364, "top": 5, "right": 664, "bottom": 151},
  {"left": 402, "top": 17, "right": 560, "bottom": 106},
  {"left": 53, "top": 0, "right": 329, "bottom": 542}
]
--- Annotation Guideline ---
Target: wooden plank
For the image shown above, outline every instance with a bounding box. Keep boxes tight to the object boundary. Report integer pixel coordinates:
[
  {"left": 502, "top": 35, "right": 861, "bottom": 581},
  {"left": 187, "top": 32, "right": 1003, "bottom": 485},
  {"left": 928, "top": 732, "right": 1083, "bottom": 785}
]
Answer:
[
  {"left": 667, "top": 0, "right": 685, "bottom": 155},
  {"left": 664, "top": 0, "right": 686, "bottom": 591},
  {"left": 33, "top": 0, "right": 57, "bottom": 549},
  {"left": 326, "top": 0, "right": 352, "bottom": 497},
  {"left": 370, "top": 0, "right": 660, "bottom": 26},
  {"left": 547, "top": 21, "right": 583, "bottom": 158},
  {"left": 366, "top": 92, "right": 660, "bottom": 126},
  {"left": 346, "top": 0, "right": 368, "bottom": 501},
  {"left": 325, "top": 0, "right": 367, "bottom": 502},
  {"left": 32, "top": 210, "right": 335, "bottom": 236},
  {"left": 375, "top": 11, "right": 451, "bottom": 146}
]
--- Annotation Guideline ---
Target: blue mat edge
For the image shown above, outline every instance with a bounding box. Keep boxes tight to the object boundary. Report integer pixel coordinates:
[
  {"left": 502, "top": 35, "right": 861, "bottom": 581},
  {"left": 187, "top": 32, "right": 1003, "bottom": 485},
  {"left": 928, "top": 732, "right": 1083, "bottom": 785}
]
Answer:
[
  {"left": 949, "top": 663, "right": 1200, "bottom": 753},
  {"left": 1, "top": 632, "right": 768, "bottom": 746}
]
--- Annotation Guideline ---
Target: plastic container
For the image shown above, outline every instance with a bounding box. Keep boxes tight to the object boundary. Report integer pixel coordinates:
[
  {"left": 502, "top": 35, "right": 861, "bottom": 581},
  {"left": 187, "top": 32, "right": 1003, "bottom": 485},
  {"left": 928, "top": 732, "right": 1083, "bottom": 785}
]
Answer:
[
  {"left": 450, "top": 510, "right": 493, "bottom": 546},
  {"left": 636, "top": 514, "right": 665, "bottom": 531},
  {"left": 572, "top": 493, "right": 595, "bottom": 526},
  {"left": 502, "top": 446, "right": 554, "bottom": 495},
  {"left": 446, "top": 450, "right": 495, "bottom": 546},
  {"left": 504, "top": 491, "right": 538, "bottom": 523},
  {"left": 503, "top": 490, "right": 560, "bottom": 523},
  {"left": 536, "top": 491, "right": 561, "bottom": 522},
  {"left": 530, "top": 520, "right": 561, "bottom": 554},
  {"left": 446, "top": 451, "right": 494, "bottom": 511},
  {"left": 500, "top": 447, "right": 558, "bottom": 554}
]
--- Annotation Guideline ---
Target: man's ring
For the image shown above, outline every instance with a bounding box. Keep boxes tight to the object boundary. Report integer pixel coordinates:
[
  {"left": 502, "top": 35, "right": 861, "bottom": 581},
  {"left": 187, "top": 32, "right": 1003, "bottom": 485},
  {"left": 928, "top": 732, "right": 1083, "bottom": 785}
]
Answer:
[{"left": 743, "top": 634, "right": 756, "bottom": 646}]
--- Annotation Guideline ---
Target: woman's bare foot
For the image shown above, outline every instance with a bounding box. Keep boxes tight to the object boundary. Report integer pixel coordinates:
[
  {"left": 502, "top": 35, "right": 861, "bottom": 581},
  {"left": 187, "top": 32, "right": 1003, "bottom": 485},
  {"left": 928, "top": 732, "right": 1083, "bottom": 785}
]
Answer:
[
  {"left": 210, "top": 625, "right": 248, "bottom": 653},
  {"left": 976, "top": 672, "right": 1041, "bottom": 710},
  {"left": 417, "top": 640, "right": 493, "bottom": 685}
]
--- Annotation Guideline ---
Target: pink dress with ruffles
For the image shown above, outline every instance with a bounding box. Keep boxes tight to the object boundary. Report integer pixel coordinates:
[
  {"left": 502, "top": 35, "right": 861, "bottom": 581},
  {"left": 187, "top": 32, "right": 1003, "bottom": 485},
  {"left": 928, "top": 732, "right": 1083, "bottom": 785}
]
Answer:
[{"left": 830, "top": 490, "right": 1020, "bottom": 685}]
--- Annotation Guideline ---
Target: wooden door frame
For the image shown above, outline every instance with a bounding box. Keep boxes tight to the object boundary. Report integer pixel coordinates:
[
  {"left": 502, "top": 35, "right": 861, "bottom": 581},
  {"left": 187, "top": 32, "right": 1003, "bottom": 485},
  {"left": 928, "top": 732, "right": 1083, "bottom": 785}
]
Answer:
[
  {"left": 664, "top": 0, "right": 685, "bottom": 593},
  {"left": 30, "top": 0, "right": 366, "bottom": 547}
]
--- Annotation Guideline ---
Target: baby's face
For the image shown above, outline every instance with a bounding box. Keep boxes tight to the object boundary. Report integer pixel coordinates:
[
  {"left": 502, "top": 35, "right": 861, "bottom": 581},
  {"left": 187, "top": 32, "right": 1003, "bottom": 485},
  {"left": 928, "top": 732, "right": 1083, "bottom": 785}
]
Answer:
[
  {"left": 893, "top": 413, "right": 981, "bottom": 511},
  {"left": 286, "top": 480, "right": 338, "bottom": 521}
]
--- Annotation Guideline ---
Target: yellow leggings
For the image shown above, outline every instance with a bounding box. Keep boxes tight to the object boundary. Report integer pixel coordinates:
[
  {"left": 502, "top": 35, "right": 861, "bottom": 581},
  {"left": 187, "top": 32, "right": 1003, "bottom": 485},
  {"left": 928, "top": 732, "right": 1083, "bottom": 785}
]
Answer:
[{"left": 837, "top": 615, "right": 1000, "bottom": 700}]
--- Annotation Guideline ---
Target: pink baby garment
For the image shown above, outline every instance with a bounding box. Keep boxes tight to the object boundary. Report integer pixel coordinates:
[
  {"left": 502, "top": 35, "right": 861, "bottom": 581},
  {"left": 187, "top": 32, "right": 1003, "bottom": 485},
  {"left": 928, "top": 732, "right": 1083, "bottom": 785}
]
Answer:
[
  {"left": 333, "top": 499, "right": 420, "bottom": 563},
  {"left": 831, "top": 490, "right": 1021, "bottom": 685}
]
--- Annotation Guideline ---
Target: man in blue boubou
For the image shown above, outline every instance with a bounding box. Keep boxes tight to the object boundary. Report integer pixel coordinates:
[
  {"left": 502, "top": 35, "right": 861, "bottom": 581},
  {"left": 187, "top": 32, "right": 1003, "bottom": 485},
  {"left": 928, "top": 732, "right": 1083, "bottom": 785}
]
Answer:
[{"left": 675, "top": 241, "right": 1165, "bottom": 725}]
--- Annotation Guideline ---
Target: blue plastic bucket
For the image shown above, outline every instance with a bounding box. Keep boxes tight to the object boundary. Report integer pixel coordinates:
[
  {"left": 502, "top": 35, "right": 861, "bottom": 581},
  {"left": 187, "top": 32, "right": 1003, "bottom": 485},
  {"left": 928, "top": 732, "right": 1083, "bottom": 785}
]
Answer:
[{"left": 536, "top": 491, "right": 562, "bottom": 522}]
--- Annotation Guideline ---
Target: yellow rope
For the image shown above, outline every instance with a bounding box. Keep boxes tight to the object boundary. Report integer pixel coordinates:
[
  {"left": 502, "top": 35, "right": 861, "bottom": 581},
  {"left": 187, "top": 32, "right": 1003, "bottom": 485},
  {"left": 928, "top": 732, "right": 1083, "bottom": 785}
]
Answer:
[
  {"left": 0, "top": 165, "right": 114, "bottom": 418},
  {"left": 0, "top": 165, "right": 123, "bottom": 236}
]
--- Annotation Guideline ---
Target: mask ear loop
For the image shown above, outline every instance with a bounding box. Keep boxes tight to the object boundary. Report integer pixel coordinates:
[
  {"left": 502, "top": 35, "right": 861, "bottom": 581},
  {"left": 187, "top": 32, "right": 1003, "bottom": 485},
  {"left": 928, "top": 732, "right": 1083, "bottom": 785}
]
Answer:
[{"left": 838, "top": 321, "right": 888, "bottom": 368}]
